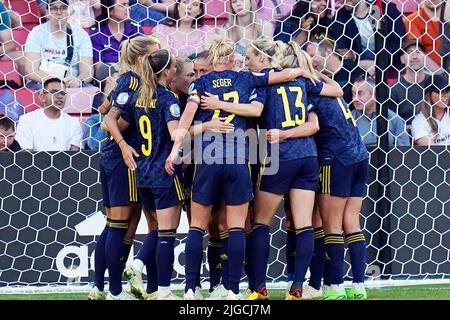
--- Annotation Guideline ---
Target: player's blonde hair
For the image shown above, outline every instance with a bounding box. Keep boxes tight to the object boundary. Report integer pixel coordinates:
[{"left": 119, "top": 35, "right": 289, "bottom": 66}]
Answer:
[
  {"left": 251, "top": 37, "right": 286, "bottom": 68},
  {"left": 281, "top": 41, "right": 316, "bottom": 75},
  {"left": 208, "top": 37, "right": 235, "bottom": 66},
  {"left": 120, "top": 36, "right": 159, "bottom": 107},
  {"left": 225, "top": 0, "right": 264, "bottom": 44}
]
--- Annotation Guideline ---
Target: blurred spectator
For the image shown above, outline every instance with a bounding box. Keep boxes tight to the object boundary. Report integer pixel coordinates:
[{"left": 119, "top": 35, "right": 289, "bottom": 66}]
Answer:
[
  {"left": 388, "top": 39, "right": 431, "bottom": 125},
  {"left": 0, "top": 1, "right": 17, "bottom": 58},
  {"left": 68, "top": 0, "right": 102, "bottom": 28},
  {"left": 404, "top": 0, "right": 447, "bottom": 73},
  {"left": 274, "top": 0, "right": 333, "bottom": 46},
  {"left": 24, "top": 0, "right": 93, "bottom": 89},
  {"left": 411, "top": 74, "right": 450, "bottom": 145},
  {"left": 351, "top": 76, "right": 410, "bottom": 146},
  {"left": 1, "top": 0, "right": 22, "bottom": 28},
  {"left": 221, "top": 0, "right": 274, "bottom": 56},
  {"left": 170, "top": 56, "right": 195, "bottom": 108},
  {"left": 83, "top": 113, "right": 106, "bottom": 150},
  {"left": 305, "top": 34, "right": 366, "bottom": 103},
  {"left": 90, "top": 0, "right": 144, "bottom": 82},
  {"left": 0, "top": 89, "right": 24, "bottom": 121},
  {"left": 15, "top": 78, "right": 83, "bottom": 151},
  {"left": 130, "top": 0, "right": 173, "bottom": 26},
  {"left": 192, "top": 50, "right": 211, "bottom": 78},
  {"left": 332, "top": 0, "right": 405, "bottom": 75},
  {"left": 0, "top": 114, "right": 21, "bottom": 151},
  {"left": 439, "top": 0, "right": 450, "bottom": 71},
  {"left": 151, "top": 0, "right": 215, "bottom": 57},
  {"left": 255, "top": 0, "right": 296, "bottom": 21}
]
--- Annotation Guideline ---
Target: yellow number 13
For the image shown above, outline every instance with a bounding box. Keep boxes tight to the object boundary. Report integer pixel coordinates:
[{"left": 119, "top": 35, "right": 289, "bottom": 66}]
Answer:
[
  {"left": 278, "top": 87, "right": 306, "bottom": 128},
  {"left": 139, "top": 115, "right": 152, "bottom": 157}
]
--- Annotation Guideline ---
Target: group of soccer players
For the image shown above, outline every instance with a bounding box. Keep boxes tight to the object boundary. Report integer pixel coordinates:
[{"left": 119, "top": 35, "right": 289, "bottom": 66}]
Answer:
[{"left": 88, "top": 33, "right": 370, "bottom": 301}]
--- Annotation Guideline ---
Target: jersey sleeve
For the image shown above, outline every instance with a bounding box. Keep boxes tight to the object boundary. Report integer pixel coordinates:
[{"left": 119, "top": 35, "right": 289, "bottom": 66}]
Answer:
[
  {"left": 305, "top": 79, "right": 324, "bottom": 95},
  {"left": 249, "top": 87, "right": 267, "bottom": 105},
  {"left": 241, "top": 71, "right": 269, "bottom": 88},
  {"left": 187, "top": 79, "right": 203, "bottom": 106},
  {"left": 110, "top": 75, "right": 139, "bottom": 112},
  {"left": 164, "top": 92, "right": 181, "bottom": 123}
]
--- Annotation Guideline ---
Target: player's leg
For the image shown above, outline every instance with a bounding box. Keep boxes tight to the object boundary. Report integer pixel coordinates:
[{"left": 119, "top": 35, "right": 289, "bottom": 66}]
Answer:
[
  {"left": 207, "top": 209, "right": 223, "bottom": 293},
  {"left": 303, "top": 201, "right": 326, "bottom": 299},
  {"left": 286, "top": 157, "right": 319, "bottom": 300},
  {"left": 283, "top": 197, "right": 296, "bottom": 295}
]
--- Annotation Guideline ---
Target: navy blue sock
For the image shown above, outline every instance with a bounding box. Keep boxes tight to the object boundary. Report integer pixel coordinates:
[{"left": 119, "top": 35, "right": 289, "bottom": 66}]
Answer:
[
  {"left": 207, "top": 237, "right": 222, "bottom": 289},
  {"left": 346, "top": 232, "right": 367, "bottom": 283},
  {"left": 309, "top": 228, "right": 325, "bottom": 290},
  {"left": 219, "top": 230, "right": 230, "bottom": 289},
  {"left": 136, "top": 229, "right": 158, "bottom": 293},
  {"left": 105, "top": 219, "right": 129, "bottom": 295},
  {"left": 244, "top": 229, "right": 255, "bottom": 291},
  {"left": 185, "top": 228, "right": 205, "bottom": 292},
  {"left": 324, "top": 234, "right": 345, "bottom": 285},
  {"left": 122, "top": 235, "right": 134, "bottom": 268},
  {"left": 286, "top": 228, "right": 296, "bottom": 282},
  {"left": 156, "top": 229, "right": 177, "bottom": 287},
  {"left": 94, "top": 220, "right": 109, "bottom": 291},
  {"left": 228, "top": 228, "right": 246, "bottom": 294},
  {"left": 323, "top": 259, "right": 331, "bottom": 286},
  {"left": 291, "top": 227, "right": 314, "bottom": 290},
  {"left": 250, "top": 224, "right": 270, "bottom": 291}
]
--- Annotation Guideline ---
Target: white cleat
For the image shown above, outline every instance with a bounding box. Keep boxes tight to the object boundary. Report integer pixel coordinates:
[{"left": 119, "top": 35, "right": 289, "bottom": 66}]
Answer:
[
  {"left": 242, "top": 288, "right": 252, "bottom": 299},
  {"left": 285, "top": 281, "right": 293, "bottom": 299},
  {"left": 157, "top": 292, "right": 182, "bottom": 300},
  {"left": 225, "top": 290, "right": 243, "bottom": 300},
  {"left": 106, "top": 290, "right": 139, "bottom": 300},
  {"left": 88, "top": 286, "right": 106, "bottom": 300},
  {"left": 205, "top": 284, "right": 229, "bottom": 300},
  {"left": 302, "top": 285, "right": 323, "bottom": 300},
  {"left": 123, "top": 266, "right": 146, "bottom": 299},
  {"left": 194, "top": 286, "right": 204, "bottom": 300},
  {"left": 183, "top": 289, "right": 196, "bottom": 300}
]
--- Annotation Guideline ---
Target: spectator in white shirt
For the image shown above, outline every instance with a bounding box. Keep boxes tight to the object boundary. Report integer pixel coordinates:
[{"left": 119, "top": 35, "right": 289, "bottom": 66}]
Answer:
[
  {"left": 411, "top": 74, "right": 450, "bottom": 146},
  {"left": 24, "top": 0, "right": 93, "bottom": 89},
  {"left": 15, "top": 78, "right": 83, "bottom": 151}
]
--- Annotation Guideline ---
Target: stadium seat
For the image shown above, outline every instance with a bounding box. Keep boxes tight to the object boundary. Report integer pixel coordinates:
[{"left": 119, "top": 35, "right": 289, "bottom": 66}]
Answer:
[
  {"left": 0, "top": 59, "right": 23, "bottom": 87},
  {"left": 14, "top": 87, "right": 40, "bottom": 113},
  {"left": 8, "top": 0, "right": 40, "bottom": 29},
  {"left": 64, "top": 87, "right": 99, "bottom": 115},
  {"left": 12, "top": 28, "right": 30, "bottom": 50}
]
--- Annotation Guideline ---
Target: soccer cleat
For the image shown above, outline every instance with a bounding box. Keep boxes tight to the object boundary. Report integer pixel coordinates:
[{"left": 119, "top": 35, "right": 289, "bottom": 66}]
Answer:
[
  {"left": 346, "top": 288, "right": 368, "bottom": 300},
  {"left": 205, "top": 284, "right": 229, "bottom": 300},
  {"left": 143, "top": 291, "right": 158, "bottom": 300},
  {"left": 123, "top": 265, "right": 146, "bottom": 299},
  {"left": 183, "top": 289, "right": 196, "bottom": 300},
  {"left": 285, "top": 288, "right": 303, "bottom": 300},
  {"left": 285, "top": 280, "right": 293, "bottom": 299},
  {"left": 242, "top": 288, "right": 252, "bottom": 299},
  {"left": 194, "top": 286, "right": 204, "bottom": 300},
  {"left": 320, "top": 288, "right": 347, "bottom": 300},
  {"left": 225, "top": 290, "right": 243, "bottom": 300},
  {"left": 157, "top": 292, "right": 182, "bottom": 300},
  {"left": 302, "top": 285, "right": 323, "bottom": 300},
  {"left": 106, "top": 290, "right": 139, "bottom": 300},
  {"left": 247, "top": 287, "right": 269, "bottom": 300},
  {"left": 88, "top": 286, "right": 106, "bottom": 300}
]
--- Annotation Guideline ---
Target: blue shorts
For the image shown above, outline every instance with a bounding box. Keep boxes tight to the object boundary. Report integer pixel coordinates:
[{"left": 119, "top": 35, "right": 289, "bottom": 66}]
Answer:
[
  {"left": 139, "top": 174, "right": 184, "bottom": 211},
  {"left": 182, "top": 164, "right": 195, "bottom": 201},
  {"left": 100, "top": 159, "right": 139, "bottom": 208},
  {"left": 191, "top": 163, "right": 253, "bottom": 206},
  {"left": 319, "top": 158, "right": 368, "bottom": 197},
  {"left": 258, "top": 157, "right": 319, "bottom": 195}
]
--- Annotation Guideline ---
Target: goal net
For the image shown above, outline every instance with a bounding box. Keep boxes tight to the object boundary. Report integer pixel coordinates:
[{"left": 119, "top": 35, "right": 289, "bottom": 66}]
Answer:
[{"left": 0, "top": 0, "right": 449, "bottom": 293}]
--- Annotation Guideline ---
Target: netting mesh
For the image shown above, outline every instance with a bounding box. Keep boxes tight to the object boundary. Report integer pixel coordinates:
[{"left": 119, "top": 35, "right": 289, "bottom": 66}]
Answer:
[{"left": 0, "top": 0, "right": 449, "bottom": 291}]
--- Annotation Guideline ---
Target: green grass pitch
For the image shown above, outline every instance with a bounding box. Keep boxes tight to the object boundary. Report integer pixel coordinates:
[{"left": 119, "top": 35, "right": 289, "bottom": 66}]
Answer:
[{"left": 1, "top": 284, "right": 449, "bottom": 300}]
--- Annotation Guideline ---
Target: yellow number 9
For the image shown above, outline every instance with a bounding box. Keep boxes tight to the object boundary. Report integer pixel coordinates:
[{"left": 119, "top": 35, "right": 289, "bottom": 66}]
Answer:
[{"left": 139, "top": 115, "right": 152, "bottom": 157}]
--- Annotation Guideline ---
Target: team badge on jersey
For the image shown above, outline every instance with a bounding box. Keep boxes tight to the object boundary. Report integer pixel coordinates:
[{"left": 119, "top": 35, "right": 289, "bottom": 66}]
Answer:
[
  {"left": 116, "top": 92, "right": 129, "bottom": 105},
  {"left": 169, "top": 103, "right": 181, "bottom": 117}
]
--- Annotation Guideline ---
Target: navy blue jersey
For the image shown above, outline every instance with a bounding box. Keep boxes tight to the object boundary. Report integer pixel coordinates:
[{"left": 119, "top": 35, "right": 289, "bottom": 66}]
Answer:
[
  {"left": 122, "top": 84, "right": 181, "bottom": 188},
  {"left": 100, "top": 71, "right": 139, "bottom": 161},
  {"left": 308, "top": 95, "right": 369, "bottom": 166},
  {"left": 188, "top": 70, "right": 269, "bottom": 161},
  {"left": 251, "top": 69, "right": 323, "bottom": 161}
]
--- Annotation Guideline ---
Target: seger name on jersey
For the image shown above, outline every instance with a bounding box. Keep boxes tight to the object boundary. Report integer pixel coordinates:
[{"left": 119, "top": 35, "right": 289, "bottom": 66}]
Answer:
[{"left": 212, "top": 78, "right": 232, "bottom": 88}]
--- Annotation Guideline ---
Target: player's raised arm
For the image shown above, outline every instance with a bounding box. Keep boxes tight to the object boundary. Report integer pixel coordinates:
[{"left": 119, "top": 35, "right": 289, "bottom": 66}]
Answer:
[
  {"left": 200, "top": 92, "right": 264, "bottom": 117},
  {"left": 315, "top": 73, "right": 343, "bottom": 97},
  {"left": 266, "top": 112, "right": 320, "bottom": 143}
]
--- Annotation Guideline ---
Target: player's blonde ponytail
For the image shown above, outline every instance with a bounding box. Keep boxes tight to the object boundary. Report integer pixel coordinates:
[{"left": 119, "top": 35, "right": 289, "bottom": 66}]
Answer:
[
  {"left": 281, "top": 41, "right": 319, "bottom": 76},
  {"left": 208, "top": 37, "right": 235, "bottom": 66},
  {"left": 251, "top": 37, "right": 286, "bottom": 68},
  {"left": 137, "top": 54, "right": 157, "bottom": 111},
  {"left": 118, "top": 35, "right": 160, "bottom": 75}
]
